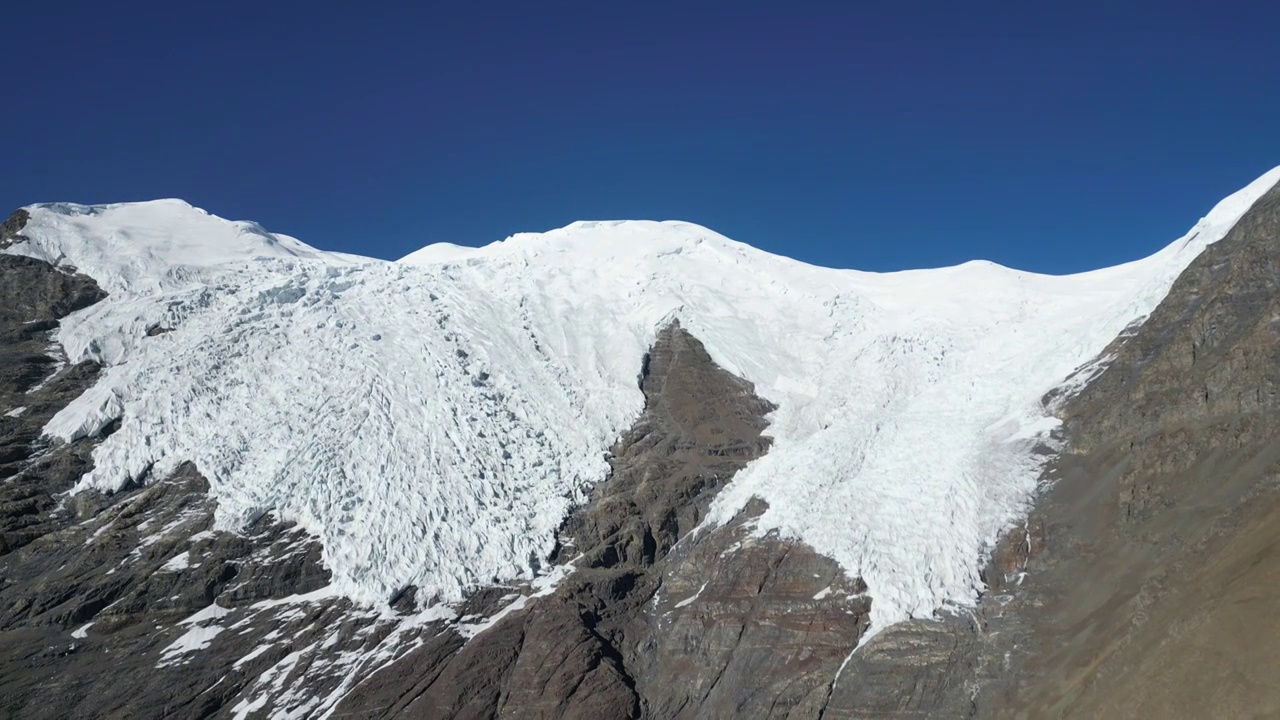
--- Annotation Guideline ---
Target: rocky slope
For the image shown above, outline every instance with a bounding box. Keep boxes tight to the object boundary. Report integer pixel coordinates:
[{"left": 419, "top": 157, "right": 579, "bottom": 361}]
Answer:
[
  {"left": 2, "top": 176, "right": 1280, "bottom": 718},
  {"left": 972, "top": 176, "right": 1280, "bottom": 717}
]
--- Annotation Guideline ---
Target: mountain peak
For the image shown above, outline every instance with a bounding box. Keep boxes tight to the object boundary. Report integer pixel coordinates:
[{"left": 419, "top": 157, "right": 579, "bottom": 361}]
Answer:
[
  {"left": 33, "top": 198, "right": 202, "bottom": 216},
  {"left": 6, "top": 168, "right": 1280, "bottom": 634},
  {"left": 11, "top": 199, "right": 333, "bottom": 293},
  {"left": 400, "top": 218, "right": 735, "bottom": 266}
]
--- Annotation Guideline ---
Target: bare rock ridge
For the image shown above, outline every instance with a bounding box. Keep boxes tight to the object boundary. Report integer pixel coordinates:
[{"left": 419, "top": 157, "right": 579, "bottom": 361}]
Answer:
[
  {"left": 0, "top": 209, "right": 29, "bottom": 250},
  {"left": 330, "top": 322, "right": 786, "bottom": 717},
  {"left": 3, "top": 180, "right": 1280, "bottom": 718},
  {"left": 0, "top": 254, "right": 104, "bottom": 492},
  {"left": 970, "top": 177, "right": 1280, "bottom": 717}
]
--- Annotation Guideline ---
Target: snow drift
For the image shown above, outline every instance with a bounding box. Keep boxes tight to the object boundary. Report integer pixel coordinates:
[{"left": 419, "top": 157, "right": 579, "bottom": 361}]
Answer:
[{"left": 7, "top": 168, "right": 1279, "bottom": 632}]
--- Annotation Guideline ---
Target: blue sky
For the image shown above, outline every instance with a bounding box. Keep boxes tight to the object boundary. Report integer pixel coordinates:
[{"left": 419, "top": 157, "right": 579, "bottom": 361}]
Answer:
[{"left": 3, "top": 1, "right": 1277, "bottom": 272}]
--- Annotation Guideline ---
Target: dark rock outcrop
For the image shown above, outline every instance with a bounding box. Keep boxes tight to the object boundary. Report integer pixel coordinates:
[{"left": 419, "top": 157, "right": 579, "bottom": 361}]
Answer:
[
  {"left": 334, "top": 323, "right": 797, "bottom": 718},
  {"left": 0, "top": 259, "right": 105, "bottom": 328},
  {"left": 0, "top": 462, "right": 340, "bottom": 719},
  {"left": 0, "top": 209, "right": 30, "bottom": 249},
  {"left": 0, "top": 250, "right": 108, "bottom": 549}
]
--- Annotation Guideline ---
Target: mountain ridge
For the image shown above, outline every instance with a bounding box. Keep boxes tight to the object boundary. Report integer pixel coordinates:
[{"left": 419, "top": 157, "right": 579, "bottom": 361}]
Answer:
[
  {"left": 4, "top": 166, "right": 1279, "bottom": 632},
  {"left": 18, "top": 162, "right": 1280, "bottom": 278},
  {"left": 3, "top": 168, "right": 1280, "bottom": 716}
]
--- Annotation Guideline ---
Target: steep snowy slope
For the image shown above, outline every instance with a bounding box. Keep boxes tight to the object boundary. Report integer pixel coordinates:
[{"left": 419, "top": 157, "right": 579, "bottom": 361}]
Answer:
[
  {"left": 8, "top": 168, "right": 1280, "bottom": 633},
  {"left": 6, "top": 200, "right": 339, "bottom": 294}
]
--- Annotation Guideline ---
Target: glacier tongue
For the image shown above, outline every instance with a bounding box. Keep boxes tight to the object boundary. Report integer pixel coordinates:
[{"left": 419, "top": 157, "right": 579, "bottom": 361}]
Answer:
[{"left": 11, "top": 167, "right": 1280, "bottom": 630}]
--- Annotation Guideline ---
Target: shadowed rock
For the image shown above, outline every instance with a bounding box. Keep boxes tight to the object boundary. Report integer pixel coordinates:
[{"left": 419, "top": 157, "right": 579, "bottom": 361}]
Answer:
[{"left": 0, "top": 209, "right": 30, "bottom": 249}]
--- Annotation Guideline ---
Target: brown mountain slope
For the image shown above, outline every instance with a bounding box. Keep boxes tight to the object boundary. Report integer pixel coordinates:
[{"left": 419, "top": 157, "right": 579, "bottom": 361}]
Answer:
[{"left": 976, "top": 180, "right": 1280, "bottom": 718}]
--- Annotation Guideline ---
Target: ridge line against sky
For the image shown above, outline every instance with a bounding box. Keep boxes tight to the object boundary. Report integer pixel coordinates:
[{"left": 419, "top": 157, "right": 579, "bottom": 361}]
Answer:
[{"left": 4, "top": 1, "right": 1278, "bottom": 273}]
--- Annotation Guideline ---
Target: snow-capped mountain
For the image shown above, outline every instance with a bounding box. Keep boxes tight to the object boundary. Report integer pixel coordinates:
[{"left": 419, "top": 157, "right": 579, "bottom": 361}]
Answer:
[
  {"left": 5, "top": 167, "right": 1280, "bottom": 718},
  {"left": 8, "top": 167, "right": 1279, "bottom": 632}
]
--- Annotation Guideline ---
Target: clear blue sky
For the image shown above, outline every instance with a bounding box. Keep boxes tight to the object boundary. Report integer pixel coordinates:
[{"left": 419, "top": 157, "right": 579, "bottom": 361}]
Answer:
[{"left": 4, "top": 1, "right": 1277, "bottom": 272}]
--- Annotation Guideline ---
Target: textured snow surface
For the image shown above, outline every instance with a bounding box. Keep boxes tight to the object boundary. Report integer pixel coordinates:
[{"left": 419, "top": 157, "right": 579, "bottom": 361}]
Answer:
[
  {"left": 10, "top": 168, "right": 1280, "bottom": 631},
  {"left": 5, "top": 200, "right": 336, "bottom": 295}
]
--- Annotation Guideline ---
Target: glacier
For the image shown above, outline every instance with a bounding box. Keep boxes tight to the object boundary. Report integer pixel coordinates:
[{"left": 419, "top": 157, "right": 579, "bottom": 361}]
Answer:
[{"left": 6, "top": 167, "right": 1280, "bottom": 633}]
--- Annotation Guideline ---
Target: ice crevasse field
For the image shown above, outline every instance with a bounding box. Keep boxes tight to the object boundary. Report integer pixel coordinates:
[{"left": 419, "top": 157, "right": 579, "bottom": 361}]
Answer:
[{"left": 7, "top": 166, "right": 1280, "bottom": 635}]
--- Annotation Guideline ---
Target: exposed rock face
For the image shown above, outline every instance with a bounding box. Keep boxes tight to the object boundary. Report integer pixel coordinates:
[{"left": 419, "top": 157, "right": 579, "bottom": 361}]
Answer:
[
  {"left": 331, "top": 324, "right": 987, "bottom": 718},
  {"left": 0, "top": 209, "right": 29, "bottom": 249},
  {"left": 0, "top": 461, "right": 339, "bottom": 718},
  {"left": 333, "top": 323, "right": 816, "bottom": 717},
  {"left": 1, "top": 249, "right": 108, "bottom": 558},
  {"left": 968, "top": 179, "right": 1280, "bottom": 718},
  {"left": 0, "top": 250, "right": 106, "bottom": 483},
  {"left": 5, "top": 184, "right": 1280, "bottom": 719}
]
